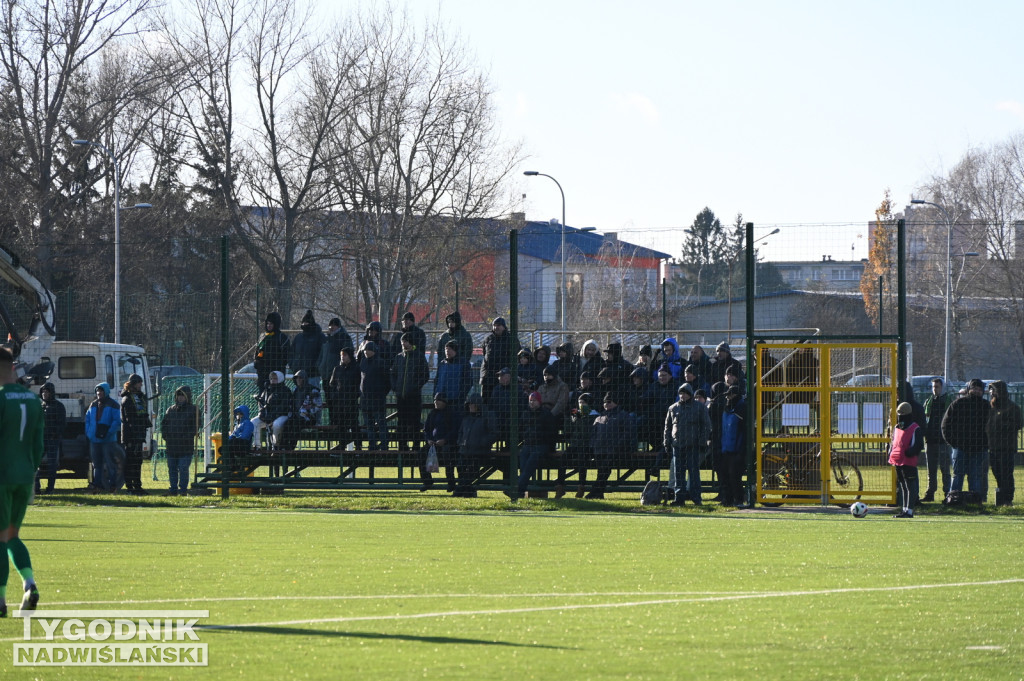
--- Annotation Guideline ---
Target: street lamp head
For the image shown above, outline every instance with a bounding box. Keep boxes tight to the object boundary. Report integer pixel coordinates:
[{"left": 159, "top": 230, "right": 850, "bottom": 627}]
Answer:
[
  {"left": 910, "top": 199, "right": 925, "bottom": 205},
  {"left": 72, "top": 139, "right": 91, "bottom": 146},
  {"left": 523, "top": 170, "right": 539, "bottom": 176},
  {"left": 130, "top": 203, "right": 153, "bottom": 209},
  {"left": 768, "top": 228, "right": 781, "bottom": 236},
  {"left": 577, "top": 227, "right": 597, "bottom": 233},
  {"left": 963, "top": 251, "right": 980, "bottom": 257}
]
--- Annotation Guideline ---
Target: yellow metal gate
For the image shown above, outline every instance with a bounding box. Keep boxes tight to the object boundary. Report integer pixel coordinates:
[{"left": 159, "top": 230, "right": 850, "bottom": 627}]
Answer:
[{"left": 756, "top": 342, "right": 898, "bottom": 506}]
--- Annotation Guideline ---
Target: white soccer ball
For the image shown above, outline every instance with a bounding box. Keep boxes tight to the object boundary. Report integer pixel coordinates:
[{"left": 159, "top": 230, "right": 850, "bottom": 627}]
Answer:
[{"left": 850, "top": 501, "right": 868, "bottom": 518}]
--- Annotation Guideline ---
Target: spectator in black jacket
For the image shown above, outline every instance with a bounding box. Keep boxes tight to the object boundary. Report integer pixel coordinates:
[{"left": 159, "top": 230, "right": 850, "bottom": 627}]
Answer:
[
  {"left": 391, "top": 333, "right": 430, "bottom": 454},
  {"left": 254, "top": 311, "right": 290, "bottom": 389},
  {"left": 586, "top": 393, "right": 637, "bottom": 499},
  {"left": 436, "top": 311, "right": 474, "bottom": 364},
  {"left": 941, "top": 378, "right": 991, "bottom": 500},
  {"left": 454, "top": 393, "right": 494, "bottom": 497},
  {"left": 36, "top": 382, "right": 66, "bottom": 495},
  {"left": 422, "top": 392, "right": 458, "bottom": 492},
  {"left": 481, "top": 317, "right": 521, "bottom": 403},
  {"left": 328, "top": 347, "right": 362, "bottom": 450},
  {"left": 986, "top": 380, "right": 1022, "bottom": 506},
  {"left": 318, "top": 317, "right": 353, "bottom": 389},
  {"left": 161, "top": 386, "right": 198, "bottom": 496},
  {"left": 291, "top": 309, "right": 325, "bottom": 387},
  {"left": 252, "top": 371, "right": 293, "bottom": 449},
  {"left": 922, "top": 377, "right": 953, "bottom": 502},
  {"left": 120, "top": 374, "right": 152, "bottom": 495},
  {"left": 391, "top": 312, "right": 427, "bottom": 363},
  {"left": 359, "top": 341, "right": 390, "bottom": 451},
  {"left": 513, "top": 391, "right": 556, "bottom": 500}
]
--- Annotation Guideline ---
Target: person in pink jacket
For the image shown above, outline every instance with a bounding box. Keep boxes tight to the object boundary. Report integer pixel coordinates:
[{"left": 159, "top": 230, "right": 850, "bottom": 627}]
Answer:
[{"left": 889, "top": 402, "right": 923, "bottom": 518}]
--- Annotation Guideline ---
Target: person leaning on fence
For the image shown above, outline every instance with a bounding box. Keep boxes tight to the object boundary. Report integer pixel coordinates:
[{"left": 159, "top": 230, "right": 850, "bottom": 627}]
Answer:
[
  {"left": 391, "top": 333, "right": 430, "bottom": 454},
  {"left": 720, "top": 385, "right": 747, "bottom": 507},
  {"left": 85, "top": 382, "right": 122, "bottom": 493},
  {"left": 889, "top": 402, "right": 923, "bottom": 518},
  {"left": 251, "top": 371, "right": 292, "bottom": 450},
  {"left": 941, "top": 378, "right": 991, "bottom": 501},
  {"left": 561, "top": 393, "right": 598, "bottom": 498},
  {"left": 586, "top": 392, "right": 637, "bottom": 500},
  {"left": 664, "top": 382, "right": 711, "bottom": 506},
  {"left": 454, "top": 393, "right": 493, "bottom": 498},
  {"left": 421, "top": 392, "right": 458, "bottom": 493},
  {"left": 35, "top": 382, "right": 66, "bottom": 495},
  {"left": 511, "top": 391, "right": 556, "bottom": 501},
  {"left": 921, "top": 377, "right": 953, "bottom": 502},
  {"left": 290, "top": 310, "right": 325, "bottom": 388},
  {"left": 358, "top": 341, "right": 390, "bottom": 452},
  {"left": 985, "top": 380, "right": 1021, "bottom": 506},
  {"left": 328, "top": 347, "right": 362, "bottom": 450},
  {"left": 161, "top": 386, "right": 199, "bottom": 496},
  {"left": 436, "top": 311, "right": 474, "bottom": 365},
  {"left": 254, "top": 311, "right": 290, "bottom": 390}
]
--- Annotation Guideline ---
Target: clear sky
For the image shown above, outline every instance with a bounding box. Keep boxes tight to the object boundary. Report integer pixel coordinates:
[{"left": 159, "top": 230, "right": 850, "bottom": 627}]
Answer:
[{"left": 330, "top": 1, "right": 1024, "bottom": 262}]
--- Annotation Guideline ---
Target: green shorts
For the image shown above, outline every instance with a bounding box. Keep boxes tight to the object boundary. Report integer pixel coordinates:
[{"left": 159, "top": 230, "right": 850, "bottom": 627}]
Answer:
[{"left": 0, "top": 483, "right": 33, "bottom": 530}]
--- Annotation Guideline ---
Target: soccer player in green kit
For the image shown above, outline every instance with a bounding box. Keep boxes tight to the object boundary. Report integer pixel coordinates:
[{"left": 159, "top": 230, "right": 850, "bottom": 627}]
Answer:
[{"left": 0, "top": 347, "right": 43, "bottom": 617}]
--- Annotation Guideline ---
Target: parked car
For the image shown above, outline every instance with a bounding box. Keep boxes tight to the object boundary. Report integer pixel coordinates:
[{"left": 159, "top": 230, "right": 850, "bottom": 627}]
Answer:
[
  {"left": 844, "top": 375, "right": 891, "bottom": 387},
  {"left": 150, "top": 365, "right": 201, "bottom": 395}
]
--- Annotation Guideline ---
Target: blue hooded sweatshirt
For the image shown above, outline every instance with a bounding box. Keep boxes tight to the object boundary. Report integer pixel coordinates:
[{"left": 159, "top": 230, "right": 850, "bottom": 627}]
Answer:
[
  {"left": 229, "top": 405, "right": 254, "bottom": 442},
  {"left": 85, "top": 382, "right": 121, "bottom": 443},
  {"left": 659, "top": 338, "right": 683, "bottom": 379}
]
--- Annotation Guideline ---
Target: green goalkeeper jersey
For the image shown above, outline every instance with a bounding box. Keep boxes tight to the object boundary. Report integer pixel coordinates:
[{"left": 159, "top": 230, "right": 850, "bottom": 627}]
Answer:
[{"left": 0, "top": 383, "right": 44, "bottom": 485}]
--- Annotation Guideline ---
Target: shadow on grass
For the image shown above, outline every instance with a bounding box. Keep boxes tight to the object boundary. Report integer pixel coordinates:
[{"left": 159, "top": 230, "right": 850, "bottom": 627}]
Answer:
[{"left": 200, "top": 624, "right": 569, "bottom": 648}]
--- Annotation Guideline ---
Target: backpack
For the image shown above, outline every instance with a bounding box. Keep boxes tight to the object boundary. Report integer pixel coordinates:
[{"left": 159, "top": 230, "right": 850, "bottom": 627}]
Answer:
[{"left": 641, "top": 480, "right": 664, "bottom": 506}]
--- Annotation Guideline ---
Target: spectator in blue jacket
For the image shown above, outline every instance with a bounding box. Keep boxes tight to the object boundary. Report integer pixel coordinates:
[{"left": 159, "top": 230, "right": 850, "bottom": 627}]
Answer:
[
  {"left": 436, "top": 341, "right": 474, "bottom": 423},
  {"left": 85, "top": 382, "right": 122, "bottom": 492},
  {"left": 719, "top": 385, "right": 747, "bottom": 506}
]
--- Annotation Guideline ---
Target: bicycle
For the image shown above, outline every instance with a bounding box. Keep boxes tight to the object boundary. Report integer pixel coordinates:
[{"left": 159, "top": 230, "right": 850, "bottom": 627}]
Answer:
[{"left": 759, "top": 439, "right": 863, "bottom": 507}]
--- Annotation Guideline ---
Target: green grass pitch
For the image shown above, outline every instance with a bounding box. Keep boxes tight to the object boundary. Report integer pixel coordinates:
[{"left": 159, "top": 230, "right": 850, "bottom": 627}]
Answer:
[{"left": 1, "top": 497, "right": 1022, "bottom": 680}]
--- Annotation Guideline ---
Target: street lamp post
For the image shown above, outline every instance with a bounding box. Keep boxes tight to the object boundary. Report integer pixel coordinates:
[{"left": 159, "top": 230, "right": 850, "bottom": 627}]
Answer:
[
  {"left": 524, "top": 171, "right": 567, "bottom": 341},
  {"left": 910, "top": 198, "right": 955, "bottom": 381},
  {"left": 73, "top": 139, "right": 151, "bottom": 344}
]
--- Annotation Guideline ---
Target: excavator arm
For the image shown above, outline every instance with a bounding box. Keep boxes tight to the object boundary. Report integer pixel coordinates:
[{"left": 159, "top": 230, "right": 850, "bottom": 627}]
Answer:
[{"left": 0, "top": 243, "right": 58, "bottom": 371}]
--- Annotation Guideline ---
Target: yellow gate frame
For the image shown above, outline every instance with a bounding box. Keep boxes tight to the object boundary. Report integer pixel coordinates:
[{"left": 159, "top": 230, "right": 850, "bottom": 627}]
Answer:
[{"left": 755, "top": 342, "right": 898, "bottom": 506}]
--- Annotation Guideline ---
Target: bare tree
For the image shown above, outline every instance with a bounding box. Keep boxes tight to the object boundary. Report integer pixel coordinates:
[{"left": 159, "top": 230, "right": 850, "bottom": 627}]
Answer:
[
  {"left": 0, "top": 0, "right": 153, "bottom": 274},
  {"left": 325, "top": 7, "right": 521, "bottom": 327}
]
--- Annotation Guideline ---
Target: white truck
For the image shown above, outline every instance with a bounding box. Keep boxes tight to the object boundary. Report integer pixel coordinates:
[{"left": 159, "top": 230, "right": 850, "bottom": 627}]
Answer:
[{"left": 0, "top": 244, "right": 153, "bottom": 479}]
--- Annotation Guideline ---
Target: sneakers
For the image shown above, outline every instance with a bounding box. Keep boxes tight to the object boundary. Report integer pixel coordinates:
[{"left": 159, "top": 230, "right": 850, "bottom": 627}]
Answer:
[
  {"left": 921, "top": 491, "right": 936, "bottom": 503},
  {"left": 21, "top": 585, "right": 39, "bottom": 612},
  {"left": 893, "top": 510, "right": 915, "bottom": 519}
]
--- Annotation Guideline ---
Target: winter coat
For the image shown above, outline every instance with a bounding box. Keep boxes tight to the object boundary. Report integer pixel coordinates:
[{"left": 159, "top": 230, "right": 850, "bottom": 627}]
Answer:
[
  {"left": 721, "top": 397, "right": 746, "bottom": 453},
  {"left": 254, "top": 312, "right": 290, "bottom": 385},
  {"left": 318, "top": 325, "right": 355, "bottom": 382},
  {"left": 536, "top": 375, "right": 570, "bottom": 418},
  {"left": 986, "top": 397, "right": 1022, "bottom": 455},
  {"left": 457, "top": 407, "right": 495, "bottom": 456},
  {"left": 592, "top": 405, "right": 637, "bottom": 460},
  {"left": 390, "top": 350, "right": 430, "bottom": 400},
  {"left": 481, "top": 329, "right": 521, "bottom": 381},
  {"left": 664, "top": 397, "right": 711, "bottom": 453},
  {"left": 41, "top": 382, "right": 67, "bottom": 444},
  {"left": 656, "top": 338, "right": 684, "bottom": 379},
  {"left": 923, "top": 392, "right": 953, "bottom": 442},
  {"left": 120, "top": 387, "right": 152, "bottom": 443},
  {"left": 291, "top": 372, "right": 322, "bottom": 424},
  {"left": 640, "top": 378, "right": 679, "bottom": 446},
  {"left": 577, "top": 339, "right": 605, "bottom": 378},
  {"left": 161, "top": 387, "right": 199, "bottom": 458},
  {"left": 85, "top": 383, "right": 121, "bottom": 444},
  {"left": 328, "top": 360, "right": 361, "bottom": 412},
  {"left": 359, "top": 354, "right": 390, "bottom": 410},
  {"left": 257, "top": 378, "right": 293, "bottom": 422},
  {"left": 550, "top": 343, "right": 580, "bottom": 388},
  {"left": 520, "top": 406, "right": 556, "bottom": 451},
  {"left": 391, "top": 324, "right": 428, "bottom": 362},
  {"left": 437, "top": 312, "right": 476, "bottom": 364},
  {"left": 291, "top": 321, "right": 326, "bottom": 378},
  {"left": 229, "top": 405, "right": 254, "bottom": 443},
  {"left": 424, "top": 407, "right": 458, "bottom": 444},
  {"left": 436, "top": 360, "right": 474, "bottom": 407},
  {"left": 888, "top": 418, "right": 923, "bottom": 465},
  {"left": 358, "top": 322, "right": 395, "bottom": 369},
  {"left": 941, "top": 393, "right": 990, "bottom": 454}
]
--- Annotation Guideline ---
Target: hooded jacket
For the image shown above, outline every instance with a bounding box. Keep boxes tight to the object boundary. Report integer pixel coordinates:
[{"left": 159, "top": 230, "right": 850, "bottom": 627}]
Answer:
[
  {"left": 257, "top": 372, "right": 293, "bottom": 422},
  {"left": 318, "top": 322, "right": 354, "bottom": 382},
  {"left": 229, "top": 405, "right": 254, "bottom": 442},
  {"left": 657, "top": 338, "right": 683, "bottom": 379},
  {"left": 161, "top": 386, "right": 199, "bottom": 458},
  {"left": 986, "top": 381, "right": 1022, "bottom": 454},
  {"left": 941, "top": 392, "right": 990, "bottom": 454},
  {"left": 480, "top": 319, "right": 521, "bottom": 381},
  {"left": 291, "top": 310, "right": 325, "bottom": 377},
  {"left": 437, "top": 311, "right": 475, "bottom": 363},
  {"left": 664, "top": 395, "right": 711, "bottom": 453},
  {"left": 120, "top": 382, "right": 152, "bottom": 442},
  {"left": 578, "top": 339, "right": 605, "bottom": 377},
  {"left": 457, "top": 394, "right": 494, "bottom": 455},
  {"left": 550, "top": 342, "right": 579, "bottom": 388},
  {"left": 390, "top": 347, "right": 430, "bottom": 400},
  {"left": 255, "top": 312, "right": 291, "bottom": 383},
  {"left": 40, "top": 381, "right": 67, "bottom": 443},
  {"left": 85, "top": 383, "right": 121, "bottom": 444}
]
